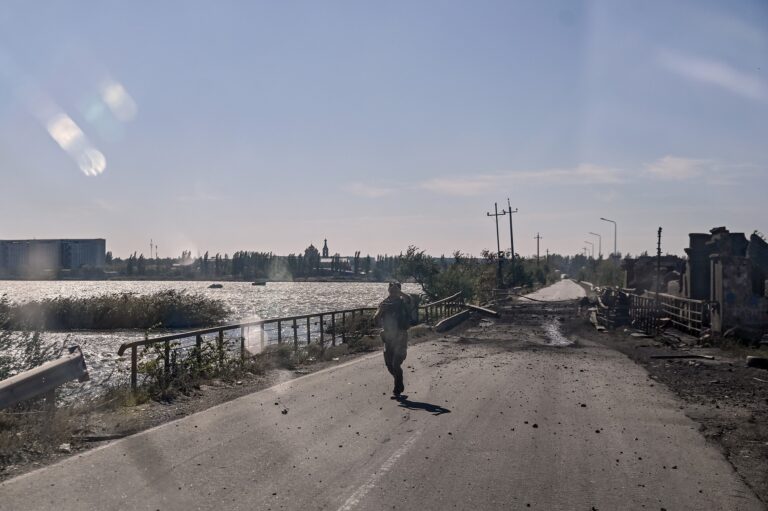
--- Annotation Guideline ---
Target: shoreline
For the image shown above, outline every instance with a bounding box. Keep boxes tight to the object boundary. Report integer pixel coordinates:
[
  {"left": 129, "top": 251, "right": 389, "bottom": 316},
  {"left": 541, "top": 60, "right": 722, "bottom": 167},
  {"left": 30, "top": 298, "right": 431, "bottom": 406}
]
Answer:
[{"left": 0, "top": 276, "right": 398, "bottom": 283}]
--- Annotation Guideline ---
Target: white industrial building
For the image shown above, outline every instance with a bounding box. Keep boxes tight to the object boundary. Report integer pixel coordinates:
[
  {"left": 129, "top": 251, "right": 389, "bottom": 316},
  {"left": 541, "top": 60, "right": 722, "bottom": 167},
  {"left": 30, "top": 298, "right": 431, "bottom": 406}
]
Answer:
[{"left": 0, "top": 239, "right": 106, "bottom": 275}]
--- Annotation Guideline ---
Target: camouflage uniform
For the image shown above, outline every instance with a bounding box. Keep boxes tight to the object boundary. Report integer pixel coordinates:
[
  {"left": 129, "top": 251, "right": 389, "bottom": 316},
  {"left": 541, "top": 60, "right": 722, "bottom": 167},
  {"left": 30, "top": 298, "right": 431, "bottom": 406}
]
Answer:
[{"left": 377, "top": 294, "right": 411, "bottom": 395}]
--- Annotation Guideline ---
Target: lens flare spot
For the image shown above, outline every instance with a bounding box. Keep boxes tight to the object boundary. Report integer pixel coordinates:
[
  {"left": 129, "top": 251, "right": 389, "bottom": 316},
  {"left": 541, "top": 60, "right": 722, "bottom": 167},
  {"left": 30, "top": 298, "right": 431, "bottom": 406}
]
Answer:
[
  {"left": 83, "top": 99, "right": 107, "bottom": 124},
  {"left": 45, "top": 112, "right": 107, "bottom": 176},
  {"left": 101, "top": 80, "right": 136, "bottom": 122},
  {"left": 77, "top": 148, "right": 106, "bottom": 176},
  {"left": 46, "top": 113, "right": 84, "bottom": 151}
]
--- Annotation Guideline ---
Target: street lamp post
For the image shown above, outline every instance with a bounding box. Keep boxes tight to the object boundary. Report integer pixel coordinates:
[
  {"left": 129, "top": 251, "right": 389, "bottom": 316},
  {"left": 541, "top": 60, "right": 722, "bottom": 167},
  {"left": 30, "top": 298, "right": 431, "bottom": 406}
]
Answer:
[
  {"left": 588, "top": 232, "right": 602, "bottom": 259},
  {"left": 600, "top": 217, "right": 617, "bottom": 258},
  {"left": 584, "top": 240, "right": 594, "bottom": 259}
]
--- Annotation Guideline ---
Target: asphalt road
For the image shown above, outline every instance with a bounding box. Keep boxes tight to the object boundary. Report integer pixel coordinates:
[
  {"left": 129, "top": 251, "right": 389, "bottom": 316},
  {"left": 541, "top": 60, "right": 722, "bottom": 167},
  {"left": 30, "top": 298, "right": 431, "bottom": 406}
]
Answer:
[
  {"left": 523, "top": 279, "right": 586, "bottom": 301},
  {"left": 1, "top": 316, "right": 763, "bottom": 510}
]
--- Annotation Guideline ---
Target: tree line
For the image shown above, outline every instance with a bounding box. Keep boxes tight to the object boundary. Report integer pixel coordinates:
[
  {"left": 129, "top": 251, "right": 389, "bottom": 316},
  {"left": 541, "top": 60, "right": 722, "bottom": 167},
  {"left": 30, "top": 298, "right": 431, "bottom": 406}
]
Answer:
[
  {"left": 108, "top": 245, "right": 403, "bottom": 281},
  {"left": 108, "top": 244, "right": 625, "bottom": 293}
]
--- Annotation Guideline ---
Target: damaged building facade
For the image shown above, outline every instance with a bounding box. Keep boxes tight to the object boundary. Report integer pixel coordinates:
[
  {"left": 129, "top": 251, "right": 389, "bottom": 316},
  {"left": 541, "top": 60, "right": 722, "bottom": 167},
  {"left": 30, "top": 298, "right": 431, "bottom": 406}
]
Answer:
[
  {"left": 613, "top": 227, "right": 768, "bottom": 341},
  {"left": 682, "top": 227, "right": 768, "bottom": 338}
]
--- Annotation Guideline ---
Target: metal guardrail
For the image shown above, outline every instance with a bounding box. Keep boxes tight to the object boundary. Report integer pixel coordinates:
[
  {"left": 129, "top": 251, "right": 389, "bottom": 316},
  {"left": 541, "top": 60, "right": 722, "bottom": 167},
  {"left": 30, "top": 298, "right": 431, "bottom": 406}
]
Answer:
[
  {"left": 0, "top": 346, "right": 89, "bottom": 410},
  {"left": 628, "top": 294, "right": 657, "bottom": 334},
  {"left": 657, "top": 293, "right": 706, "bottom": 335},
  {"left": 420, "top": 292, "right": 463, "bottom": 324},
  {"left": 628, "top": 293, "right": 706, "bottom": 335},
  {"left": 118, "top": 292, "right": 465, "bottom": 391}
]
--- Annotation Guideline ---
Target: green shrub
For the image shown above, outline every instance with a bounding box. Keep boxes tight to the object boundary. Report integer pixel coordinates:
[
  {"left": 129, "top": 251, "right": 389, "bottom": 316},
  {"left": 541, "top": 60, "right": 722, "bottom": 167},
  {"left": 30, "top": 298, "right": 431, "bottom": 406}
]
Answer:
[{"left": 136, "top": 331, "right": 263, "bottom": 400}]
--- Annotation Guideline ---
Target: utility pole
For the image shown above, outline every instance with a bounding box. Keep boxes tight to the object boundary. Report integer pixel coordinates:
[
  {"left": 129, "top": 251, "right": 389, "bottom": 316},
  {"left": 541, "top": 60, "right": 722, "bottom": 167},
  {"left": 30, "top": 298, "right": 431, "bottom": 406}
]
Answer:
[
  {"left": 545, "top": 248, "right": 549, "bottom": 265},
  {"left": 150, "top": 239, "right": 153, "bottom": 261},
  {"left": 585, "top": 240, "right": 594, "bottom": 259},
  {"left": 506, "top": 198, "right": 518, "bottom": 282},
  {"left": 486, "top": 203, "right": 507, "bottom": 287},
  {"left": 534, "top": 233, "right": 542, "bottom": 267}
]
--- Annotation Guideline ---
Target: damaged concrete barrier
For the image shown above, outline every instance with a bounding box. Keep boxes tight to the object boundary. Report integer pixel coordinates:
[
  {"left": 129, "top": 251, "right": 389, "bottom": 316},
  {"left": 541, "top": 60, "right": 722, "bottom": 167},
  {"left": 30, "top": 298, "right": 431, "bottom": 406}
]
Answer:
[
  {"left": 435, "top": 310, "right": 471, "bottom": 333},
  {"left": 0, "top": 346, "right": 89, "bottom": 410}
]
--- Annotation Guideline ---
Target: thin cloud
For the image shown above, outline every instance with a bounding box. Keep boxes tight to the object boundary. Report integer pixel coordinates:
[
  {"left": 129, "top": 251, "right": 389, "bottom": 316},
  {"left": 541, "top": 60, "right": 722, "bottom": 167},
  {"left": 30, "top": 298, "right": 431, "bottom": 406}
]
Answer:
[
  {"left": 175, "top": 183, "right": 221, "bottom": 202},
  {"left": 658, "top": 49, "right": 768, "bottom": 102},
  {"left": 93, "top": 198, "right": 120, "bottom": 212},
  {"left": 419, "top": 175, "right": 499, "bottom": 196},
  {"left": 645, "top": 156, "right": 708, "bottom": 181},
  {"left": 645, "top": 155, "right": 759, "bottom": 185},
  {"left": 342, "top": 182, "right": 394, "bottom": 198},
  {"left": 419, "top": 164, "right": 625, "bottom": 196}
]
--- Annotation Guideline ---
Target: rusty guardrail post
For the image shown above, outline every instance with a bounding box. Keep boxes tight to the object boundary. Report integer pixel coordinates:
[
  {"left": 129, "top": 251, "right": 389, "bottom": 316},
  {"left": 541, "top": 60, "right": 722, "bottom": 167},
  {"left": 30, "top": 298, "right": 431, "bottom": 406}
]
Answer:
[
  {"left": 131, "top": 345, "right": 138, "bottom": 391},
  {"left": 164, "top": 341, "right": 170, "bottom": 376},
  {"left": 218, "top": 329, "right": 225, "bottom": 368},
  {"left": 331, "top": 314, "right": 336, "bottom": 346},
  {"left": 196, "top": 334, "right": 203, "bottom": 367}
]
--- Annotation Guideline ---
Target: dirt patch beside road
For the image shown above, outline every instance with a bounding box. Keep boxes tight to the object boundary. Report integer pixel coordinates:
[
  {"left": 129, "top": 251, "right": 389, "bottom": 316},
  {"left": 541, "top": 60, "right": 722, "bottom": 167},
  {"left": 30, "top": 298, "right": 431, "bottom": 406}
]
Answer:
[{"left": 563, "top": 318, "right": 768, "bottom": 505}]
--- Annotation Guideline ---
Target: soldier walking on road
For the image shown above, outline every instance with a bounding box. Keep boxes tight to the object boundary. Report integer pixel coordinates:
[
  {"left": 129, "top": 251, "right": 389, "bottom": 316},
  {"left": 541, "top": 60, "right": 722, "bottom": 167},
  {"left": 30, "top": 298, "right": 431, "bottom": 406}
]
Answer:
[{"left": 374, "top": 282, "right": 412, "bottom": 397}]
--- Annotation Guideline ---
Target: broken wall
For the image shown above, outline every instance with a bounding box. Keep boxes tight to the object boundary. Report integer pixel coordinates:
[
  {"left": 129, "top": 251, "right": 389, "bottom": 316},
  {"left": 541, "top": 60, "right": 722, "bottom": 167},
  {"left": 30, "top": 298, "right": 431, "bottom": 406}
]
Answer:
[{"left": 710, "top": 255, "right": 768, "bottom": 336}]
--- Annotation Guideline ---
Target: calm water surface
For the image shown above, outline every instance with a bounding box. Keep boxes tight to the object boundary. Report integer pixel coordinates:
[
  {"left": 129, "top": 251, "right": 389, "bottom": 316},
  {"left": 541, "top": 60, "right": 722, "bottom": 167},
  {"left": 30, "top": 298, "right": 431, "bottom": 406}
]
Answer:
[{"left": 1, "top": 280, "right": 421, "bottom": 397}]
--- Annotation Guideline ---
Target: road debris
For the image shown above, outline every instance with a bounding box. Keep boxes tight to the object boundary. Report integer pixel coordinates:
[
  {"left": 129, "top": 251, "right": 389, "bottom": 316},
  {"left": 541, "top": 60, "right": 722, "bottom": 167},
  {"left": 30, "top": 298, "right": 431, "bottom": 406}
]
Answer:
[
  {"left": 746, "top": 356, "right": 768, "bottom": 370},
  {"left": 650, "top": 354, "right": 714, "bottom": 360}
]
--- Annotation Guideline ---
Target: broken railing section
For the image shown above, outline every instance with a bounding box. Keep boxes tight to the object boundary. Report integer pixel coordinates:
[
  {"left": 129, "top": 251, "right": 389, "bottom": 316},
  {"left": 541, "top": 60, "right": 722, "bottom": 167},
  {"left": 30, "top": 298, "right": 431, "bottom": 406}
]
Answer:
[
  {"left": 419, "top": 292, "right": 464, "bottom": 324},
  {"left": 0, "top": 346, "right": 89, "bottom": 410},
  {"left": 596, "top": 289, "right": 708, "bottom": 337},
  {"left": 118, "top": 292, "right": 467, "bottom": 391}
]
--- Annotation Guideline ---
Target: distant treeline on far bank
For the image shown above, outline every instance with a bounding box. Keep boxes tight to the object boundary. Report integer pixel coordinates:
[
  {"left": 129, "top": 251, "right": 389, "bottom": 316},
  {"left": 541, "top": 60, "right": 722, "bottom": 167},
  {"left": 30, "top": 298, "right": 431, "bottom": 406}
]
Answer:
[
  {"left": 2, "top": 242, "right": 624, "bottom": 295},
  {"left": 107, "top": 248, "right": 405, "bottom": 282}
]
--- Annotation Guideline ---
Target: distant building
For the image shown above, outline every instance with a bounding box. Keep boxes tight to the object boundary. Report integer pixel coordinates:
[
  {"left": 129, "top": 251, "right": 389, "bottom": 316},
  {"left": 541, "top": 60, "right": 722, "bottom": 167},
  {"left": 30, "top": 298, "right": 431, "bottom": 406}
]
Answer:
[{"left": 0, "top": 239, "right": 106, "bottom": 275}]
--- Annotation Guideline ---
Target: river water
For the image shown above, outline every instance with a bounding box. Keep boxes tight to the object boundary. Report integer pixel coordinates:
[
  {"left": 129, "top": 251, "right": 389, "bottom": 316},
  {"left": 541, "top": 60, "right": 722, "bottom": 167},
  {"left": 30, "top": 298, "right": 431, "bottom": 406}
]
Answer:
[{"left": 1, "top": 280, "right": 421, "bottom": 397}]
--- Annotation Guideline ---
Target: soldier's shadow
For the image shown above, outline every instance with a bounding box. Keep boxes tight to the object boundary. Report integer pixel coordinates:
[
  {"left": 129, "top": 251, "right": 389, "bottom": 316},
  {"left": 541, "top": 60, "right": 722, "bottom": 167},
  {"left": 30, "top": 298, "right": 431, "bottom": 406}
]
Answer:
[{"left": 395, "top": 396, "right": 451, "bottom": 416}]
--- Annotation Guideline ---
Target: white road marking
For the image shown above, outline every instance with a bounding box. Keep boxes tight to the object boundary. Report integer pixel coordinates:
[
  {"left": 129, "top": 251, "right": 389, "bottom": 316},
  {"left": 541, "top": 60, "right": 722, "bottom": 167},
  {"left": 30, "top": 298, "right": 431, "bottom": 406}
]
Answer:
[{"left": 337, "top": 430, "right": 422, "bottom": 511}]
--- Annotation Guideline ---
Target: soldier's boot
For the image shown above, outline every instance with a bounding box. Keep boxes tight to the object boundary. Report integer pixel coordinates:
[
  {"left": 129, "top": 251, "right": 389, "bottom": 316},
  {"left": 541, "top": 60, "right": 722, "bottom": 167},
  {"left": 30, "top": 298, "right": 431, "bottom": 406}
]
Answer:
[{"left": 393, "top": 367, "right": 404, "bottom": 396}]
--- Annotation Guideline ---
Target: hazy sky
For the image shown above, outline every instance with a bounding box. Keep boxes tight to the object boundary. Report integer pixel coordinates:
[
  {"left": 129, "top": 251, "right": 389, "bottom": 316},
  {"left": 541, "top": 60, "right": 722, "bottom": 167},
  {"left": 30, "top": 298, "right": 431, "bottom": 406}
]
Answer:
[{"left": 0, "top": 1, "right": 766, "bottom": 258}]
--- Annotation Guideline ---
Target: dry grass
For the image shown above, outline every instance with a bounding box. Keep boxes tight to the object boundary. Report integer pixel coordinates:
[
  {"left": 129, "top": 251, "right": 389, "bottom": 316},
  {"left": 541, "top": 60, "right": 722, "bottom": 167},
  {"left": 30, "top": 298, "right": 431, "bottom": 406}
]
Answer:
[{"left": 0, "top": 402, "right": 81, "bottom": 473}]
